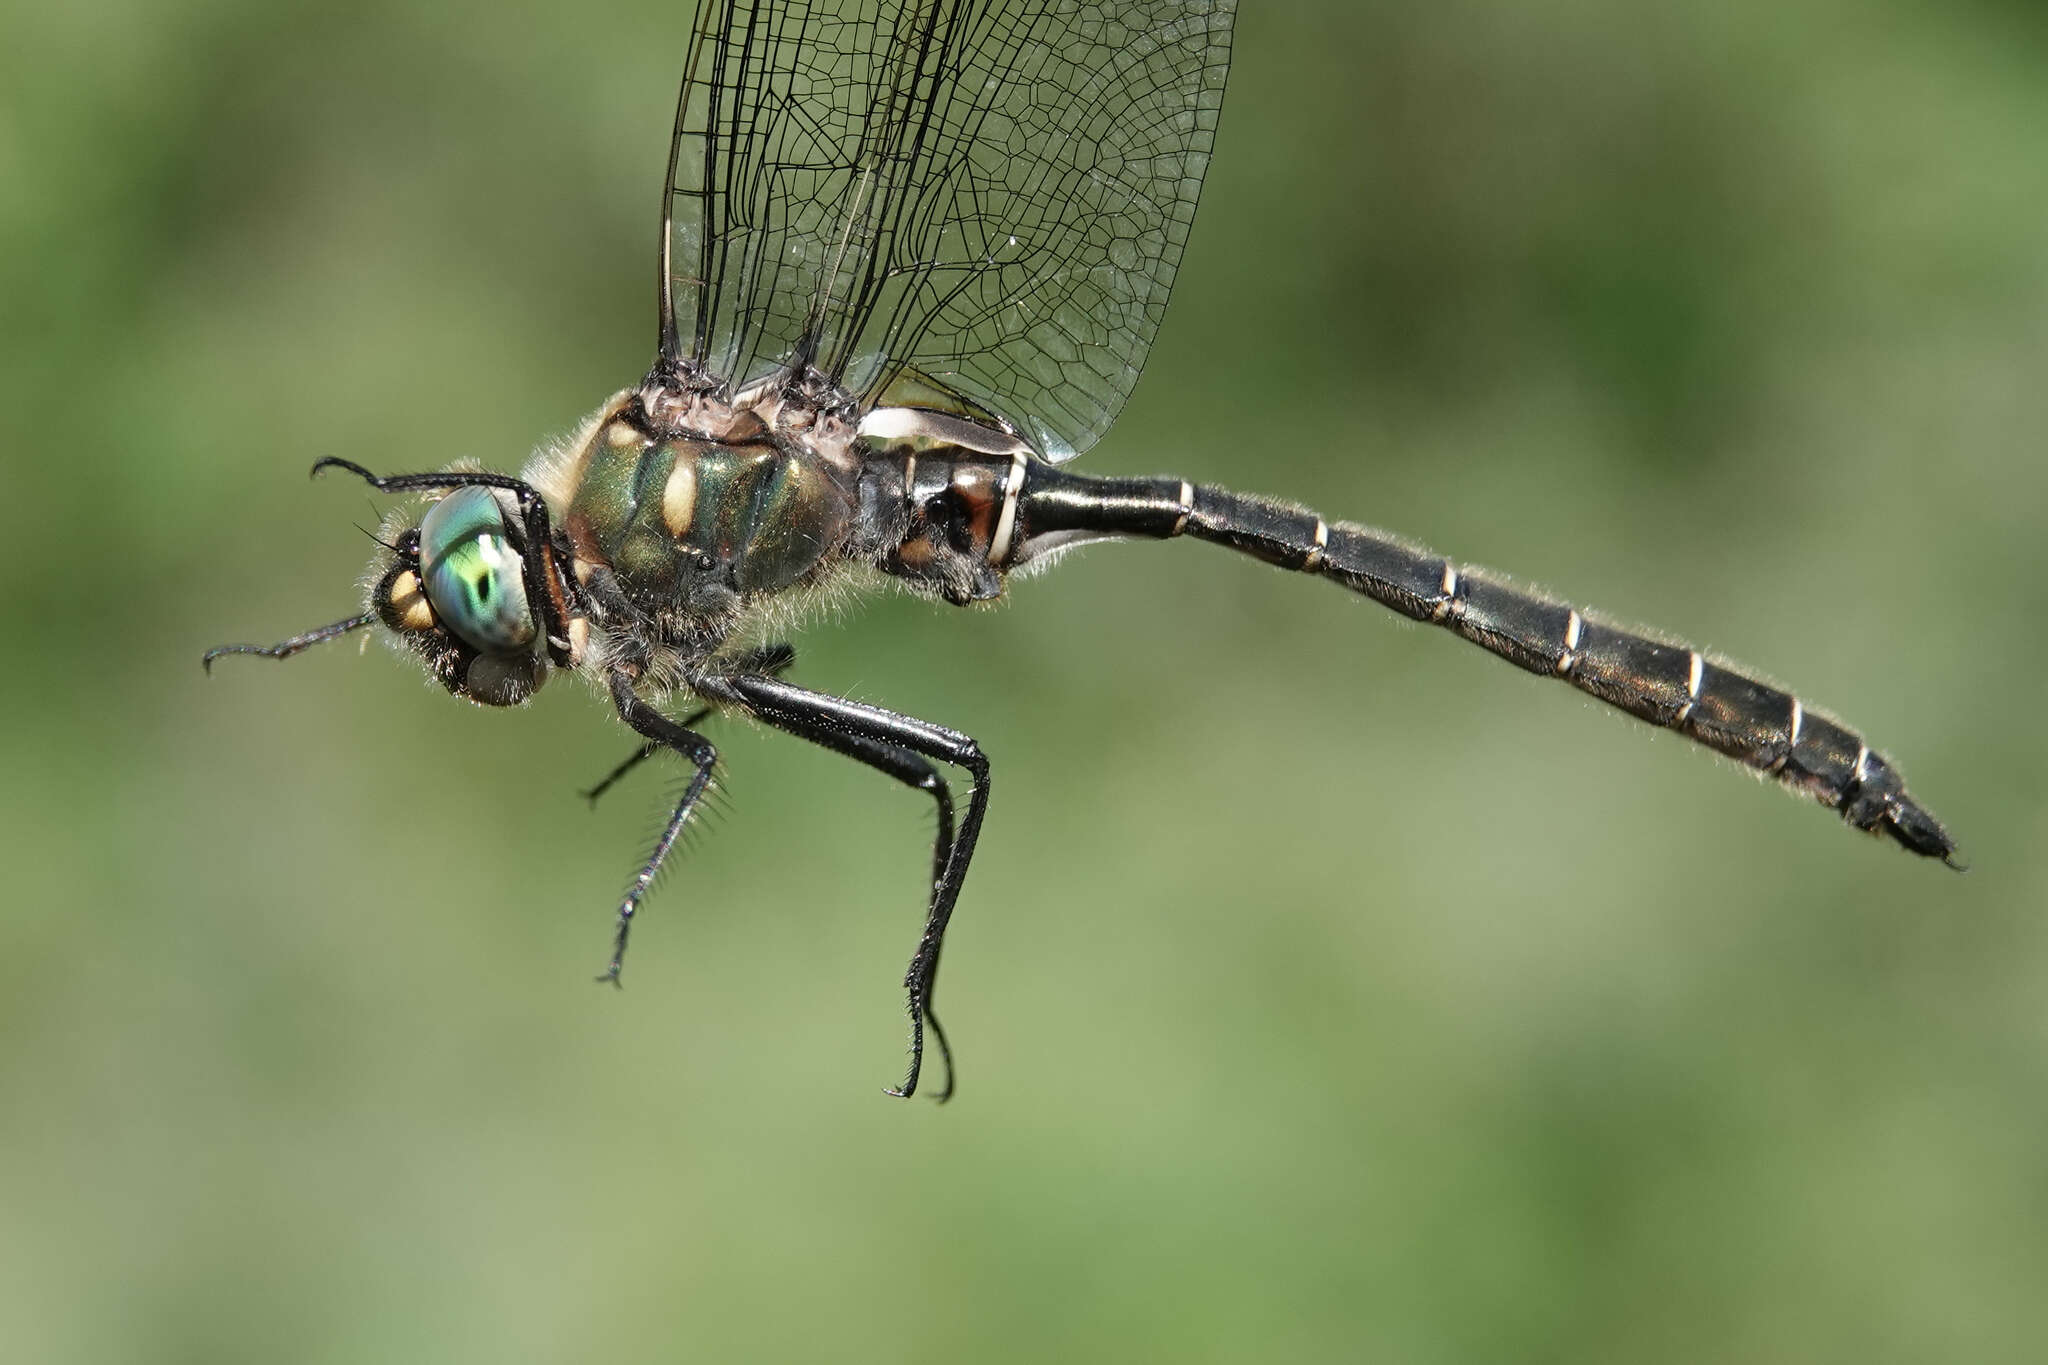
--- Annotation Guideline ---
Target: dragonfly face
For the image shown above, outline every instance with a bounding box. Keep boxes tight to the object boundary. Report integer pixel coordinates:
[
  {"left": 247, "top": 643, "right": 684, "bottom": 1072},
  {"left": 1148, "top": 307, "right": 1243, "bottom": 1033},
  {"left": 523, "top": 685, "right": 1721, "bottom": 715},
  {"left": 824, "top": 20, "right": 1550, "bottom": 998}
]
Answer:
[
  {"left": 370, "top": 486, "right": 551, "bottom": 707},
  {"left": 207, "top": 0, "right": 1954, "bottom": 1100}
]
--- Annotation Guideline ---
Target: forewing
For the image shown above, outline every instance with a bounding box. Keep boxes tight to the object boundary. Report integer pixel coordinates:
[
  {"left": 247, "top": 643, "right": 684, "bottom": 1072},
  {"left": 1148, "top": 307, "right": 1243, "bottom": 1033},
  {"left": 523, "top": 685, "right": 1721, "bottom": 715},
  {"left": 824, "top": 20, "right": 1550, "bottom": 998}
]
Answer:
[{"left": 660, "top": 0, "right": 1235, "bottom": 460}]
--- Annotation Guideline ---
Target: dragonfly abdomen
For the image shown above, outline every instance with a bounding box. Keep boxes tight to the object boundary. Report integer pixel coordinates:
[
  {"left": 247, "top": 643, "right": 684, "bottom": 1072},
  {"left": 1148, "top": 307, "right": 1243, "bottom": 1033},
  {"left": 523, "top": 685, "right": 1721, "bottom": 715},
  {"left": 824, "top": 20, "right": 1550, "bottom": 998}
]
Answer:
[{"left": 1007, "top": 462, "right": 1957, "bottom": 863}]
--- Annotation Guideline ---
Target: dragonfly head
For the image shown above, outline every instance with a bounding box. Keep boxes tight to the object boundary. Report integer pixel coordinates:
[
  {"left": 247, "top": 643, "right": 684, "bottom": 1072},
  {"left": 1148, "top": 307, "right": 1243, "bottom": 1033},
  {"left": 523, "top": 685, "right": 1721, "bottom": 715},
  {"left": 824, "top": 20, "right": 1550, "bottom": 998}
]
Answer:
[{"left": 370, "top": 485, "right": 551, "bottom": 706}]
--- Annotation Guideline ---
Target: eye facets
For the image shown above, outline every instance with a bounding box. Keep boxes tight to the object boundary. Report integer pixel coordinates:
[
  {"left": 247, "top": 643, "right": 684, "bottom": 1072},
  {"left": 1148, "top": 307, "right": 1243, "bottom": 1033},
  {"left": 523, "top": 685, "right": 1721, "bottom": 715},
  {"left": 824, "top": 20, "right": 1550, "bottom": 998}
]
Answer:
[{"left": 418, "top": 487, "right": 536, "bottom": 654}]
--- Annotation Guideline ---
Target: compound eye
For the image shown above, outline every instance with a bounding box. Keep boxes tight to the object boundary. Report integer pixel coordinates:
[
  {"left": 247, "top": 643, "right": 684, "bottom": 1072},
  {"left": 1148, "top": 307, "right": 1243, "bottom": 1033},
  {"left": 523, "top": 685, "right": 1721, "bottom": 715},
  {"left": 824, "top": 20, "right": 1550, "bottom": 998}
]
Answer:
[{"left": 418, "top": 486, "right": 535, "bottom": 654}]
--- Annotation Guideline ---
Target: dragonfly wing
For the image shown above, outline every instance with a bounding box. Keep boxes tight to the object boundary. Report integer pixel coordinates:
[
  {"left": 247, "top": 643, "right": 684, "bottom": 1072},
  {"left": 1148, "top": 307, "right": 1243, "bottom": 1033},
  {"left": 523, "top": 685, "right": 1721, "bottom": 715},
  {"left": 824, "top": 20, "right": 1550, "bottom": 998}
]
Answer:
[{"left": 659, "top": 0, "right": 1235, "bottom": 461}]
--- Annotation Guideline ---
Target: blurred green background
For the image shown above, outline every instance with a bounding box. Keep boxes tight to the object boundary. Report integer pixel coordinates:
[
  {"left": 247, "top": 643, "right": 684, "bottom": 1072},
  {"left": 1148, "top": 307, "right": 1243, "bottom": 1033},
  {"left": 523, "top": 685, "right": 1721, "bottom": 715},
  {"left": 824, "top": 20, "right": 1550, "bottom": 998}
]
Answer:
[{"left": 5, "top": 0, "right": 2047, "bottom": 1359}]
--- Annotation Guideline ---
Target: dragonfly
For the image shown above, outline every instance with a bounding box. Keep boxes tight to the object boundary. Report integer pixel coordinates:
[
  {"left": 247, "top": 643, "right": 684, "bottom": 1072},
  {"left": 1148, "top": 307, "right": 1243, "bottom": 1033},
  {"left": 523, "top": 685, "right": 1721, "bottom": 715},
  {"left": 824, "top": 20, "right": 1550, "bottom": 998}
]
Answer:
[{"left": 207, "top": 0, "right": 1956, "bottom": 1100}]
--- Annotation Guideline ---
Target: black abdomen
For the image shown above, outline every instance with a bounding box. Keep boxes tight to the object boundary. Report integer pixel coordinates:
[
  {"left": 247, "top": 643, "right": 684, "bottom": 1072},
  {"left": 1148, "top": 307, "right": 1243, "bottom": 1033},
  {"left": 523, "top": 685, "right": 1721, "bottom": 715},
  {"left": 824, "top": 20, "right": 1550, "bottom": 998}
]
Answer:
[{"left": 1005, "top": 461, "right": 1957, "bottom": 862}]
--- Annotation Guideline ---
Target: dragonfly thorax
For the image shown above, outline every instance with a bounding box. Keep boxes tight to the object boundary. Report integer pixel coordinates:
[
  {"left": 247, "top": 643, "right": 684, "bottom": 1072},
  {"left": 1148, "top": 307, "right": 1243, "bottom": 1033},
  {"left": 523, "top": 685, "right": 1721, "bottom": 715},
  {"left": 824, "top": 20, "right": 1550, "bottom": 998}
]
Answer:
[{"left": 556, "top": 388, "right": 859, "bottom": 632}]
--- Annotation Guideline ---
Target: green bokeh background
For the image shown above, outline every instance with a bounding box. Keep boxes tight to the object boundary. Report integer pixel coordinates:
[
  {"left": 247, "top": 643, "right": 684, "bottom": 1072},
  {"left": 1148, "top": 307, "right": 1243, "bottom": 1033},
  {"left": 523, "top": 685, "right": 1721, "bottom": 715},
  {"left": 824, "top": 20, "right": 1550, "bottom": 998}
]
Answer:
[{"left": 6, "top": 1, "right": 2047, "bottom": 1359}]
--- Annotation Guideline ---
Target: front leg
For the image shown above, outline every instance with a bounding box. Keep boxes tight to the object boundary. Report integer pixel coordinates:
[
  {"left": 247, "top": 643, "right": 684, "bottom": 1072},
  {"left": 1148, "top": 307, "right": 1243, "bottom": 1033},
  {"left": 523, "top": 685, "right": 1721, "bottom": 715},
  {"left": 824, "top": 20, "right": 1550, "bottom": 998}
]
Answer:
[
  {"left": 702, "top": 671, "right": 990, "bottom": 1101},
  {"left": 581, "top": 646, "right": 797, "bottom": 806},
  {"left": 600, "top": 670, "right": 718, "bottom": 985}
]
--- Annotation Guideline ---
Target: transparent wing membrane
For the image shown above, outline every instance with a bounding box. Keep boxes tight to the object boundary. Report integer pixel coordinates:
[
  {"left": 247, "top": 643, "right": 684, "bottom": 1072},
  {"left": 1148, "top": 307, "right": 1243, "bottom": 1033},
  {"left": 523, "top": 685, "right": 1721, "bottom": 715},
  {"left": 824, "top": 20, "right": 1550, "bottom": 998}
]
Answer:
[{"left": 660, "top": 0, "right": 1234, "bottom": 459}]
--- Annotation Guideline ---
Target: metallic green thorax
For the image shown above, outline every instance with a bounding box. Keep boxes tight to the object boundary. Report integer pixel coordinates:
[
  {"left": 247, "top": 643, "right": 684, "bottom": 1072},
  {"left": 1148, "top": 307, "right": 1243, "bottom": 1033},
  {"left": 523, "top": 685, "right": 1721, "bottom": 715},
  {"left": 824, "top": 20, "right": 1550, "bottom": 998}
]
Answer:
[{"left": 565, "top": 427, "right": 855, "bottom": 617}]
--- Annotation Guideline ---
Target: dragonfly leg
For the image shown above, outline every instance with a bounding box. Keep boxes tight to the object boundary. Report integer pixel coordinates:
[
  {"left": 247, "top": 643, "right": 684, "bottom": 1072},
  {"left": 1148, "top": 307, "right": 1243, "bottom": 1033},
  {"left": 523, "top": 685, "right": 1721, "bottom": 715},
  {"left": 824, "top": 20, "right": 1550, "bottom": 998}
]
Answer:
[
  {"left": 202, "top": 613, "right": 376, "bottom": 672},
  {"left": 581, "top": 741, "right": 663, "bottom": 808},
  {"left": 581, "top": 645, "right": 796, "bottom": 805},
  {"left": 700, "top": 670, "right": 986, "bottom": 1102},
  {"left": 598, "top": 671, "right": 718, "bottom": 987},
  {"left": 741, "top": 699, "right": 960, "bottom": 1098}
]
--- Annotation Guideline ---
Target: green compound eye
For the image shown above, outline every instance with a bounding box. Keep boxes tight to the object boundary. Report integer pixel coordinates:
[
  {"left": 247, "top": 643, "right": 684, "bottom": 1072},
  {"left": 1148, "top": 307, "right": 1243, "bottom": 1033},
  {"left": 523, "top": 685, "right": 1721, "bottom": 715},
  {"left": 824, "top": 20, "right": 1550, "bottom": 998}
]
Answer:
[{"left": 418, "top": 486, "right": 536, "bottom": 654}]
